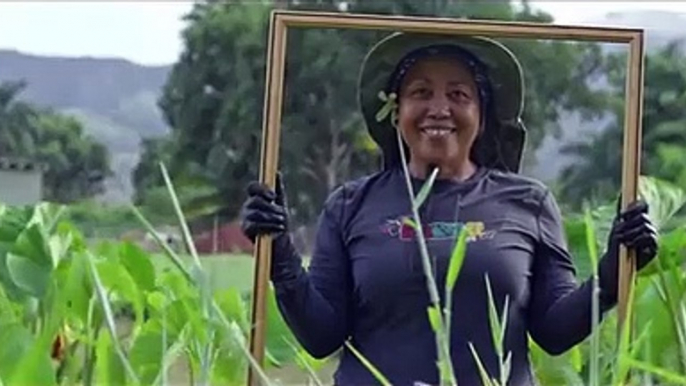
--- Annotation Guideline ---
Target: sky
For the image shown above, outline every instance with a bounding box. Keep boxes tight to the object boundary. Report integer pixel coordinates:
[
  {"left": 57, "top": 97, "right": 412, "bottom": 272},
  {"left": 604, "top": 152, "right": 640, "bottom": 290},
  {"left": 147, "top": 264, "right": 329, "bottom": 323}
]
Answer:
[{"left": 1, "top": 1, "right": 686, "bottom": 66}]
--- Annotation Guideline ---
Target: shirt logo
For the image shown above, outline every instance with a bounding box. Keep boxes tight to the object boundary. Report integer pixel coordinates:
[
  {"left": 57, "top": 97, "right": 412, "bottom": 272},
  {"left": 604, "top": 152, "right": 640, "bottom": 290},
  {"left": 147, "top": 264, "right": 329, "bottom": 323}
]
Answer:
[{"left": 381, "top": 216, "right": 496, "bottom": 242}]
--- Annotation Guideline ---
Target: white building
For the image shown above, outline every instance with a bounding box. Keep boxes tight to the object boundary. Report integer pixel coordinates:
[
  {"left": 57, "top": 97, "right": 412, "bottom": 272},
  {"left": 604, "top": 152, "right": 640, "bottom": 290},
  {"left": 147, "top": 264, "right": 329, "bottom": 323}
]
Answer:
[{"left": 0, "top": 157, "right": 43, "bottom": 206}]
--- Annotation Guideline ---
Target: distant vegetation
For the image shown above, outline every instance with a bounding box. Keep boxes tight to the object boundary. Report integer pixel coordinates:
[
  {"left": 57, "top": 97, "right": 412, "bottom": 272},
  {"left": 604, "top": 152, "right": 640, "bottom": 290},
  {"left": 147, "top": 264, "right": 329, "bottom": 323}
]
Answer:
[{"left": 0, "top": 49, "right": 171, "bottom": 202}]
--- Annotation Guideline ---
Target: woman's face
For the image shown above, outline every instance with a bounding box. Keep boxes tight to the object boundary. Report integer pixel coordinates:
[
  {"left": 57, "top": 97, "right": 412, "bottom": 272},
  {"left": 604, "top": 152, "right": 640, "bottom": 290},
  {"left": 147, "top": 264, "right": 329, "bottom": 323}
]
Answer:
[{"left": 397, "top": 56, "right": 481, "bottom": 169}]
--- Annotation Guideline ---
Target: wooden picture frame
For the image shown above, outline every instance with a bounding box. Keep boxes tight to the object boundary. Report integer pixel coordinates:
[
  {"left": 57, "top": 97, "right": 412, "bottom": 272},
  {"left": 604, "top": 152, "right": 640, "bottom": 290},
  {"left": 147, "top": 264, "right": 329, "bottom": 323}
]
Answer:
[{"left": 249, "top": 9, "right": 645, "bottom": 385}]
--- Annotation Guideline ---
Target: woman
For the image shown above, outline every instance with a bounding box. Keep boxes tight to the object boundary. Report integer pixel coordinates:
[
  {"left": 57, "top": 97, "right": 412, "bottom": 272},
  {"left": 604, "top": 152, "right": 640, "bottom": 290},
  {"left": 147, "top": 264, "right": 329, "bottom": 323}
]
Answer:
[{"left": 240, "top": 32, "right": 658, "bottom": 386}]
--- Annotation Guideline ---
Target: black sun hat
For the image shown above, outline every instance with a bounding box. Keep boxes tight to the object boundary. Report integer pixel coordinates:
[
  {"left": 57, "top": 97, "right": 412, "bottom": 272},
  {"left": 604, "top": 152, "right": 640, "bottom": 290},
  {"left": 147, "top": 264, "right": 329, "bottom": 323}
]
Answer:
[{"left": 357, "top": 32, "right": 528, "bottom": 173}]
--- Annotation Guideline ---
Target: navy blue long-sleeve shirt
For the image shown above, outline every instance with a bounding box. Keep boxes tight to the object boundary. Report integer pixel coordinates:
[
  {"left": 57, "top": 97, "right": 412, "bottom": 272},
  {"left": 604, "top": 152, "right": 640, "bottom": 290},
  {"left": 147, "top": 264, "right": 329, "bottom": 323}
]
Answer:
[{"left": 272, "top": 165, "right": 603, "bottom": 385}]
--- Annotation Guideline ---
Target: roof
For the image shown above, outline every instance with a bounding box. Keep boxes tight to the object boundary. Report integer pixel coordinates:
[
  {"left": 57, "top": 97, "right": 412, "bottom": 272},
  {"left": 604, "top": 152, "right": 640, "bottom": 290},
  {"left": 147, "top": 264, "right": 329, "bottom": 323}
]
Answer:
[{"left": 0, "top": 157, "right": 45, "bottom": 172}]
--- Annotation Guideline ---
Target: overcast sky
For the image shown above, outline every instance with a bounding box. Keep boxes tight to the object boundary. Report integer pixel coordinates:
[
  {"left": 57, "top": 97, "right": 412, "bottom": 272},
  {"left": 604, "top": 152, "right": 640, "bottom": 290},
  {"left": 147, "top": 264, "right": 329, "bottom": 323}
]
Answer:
[{"left": 1, "top": 1, "right": 685, "bottom": 66}]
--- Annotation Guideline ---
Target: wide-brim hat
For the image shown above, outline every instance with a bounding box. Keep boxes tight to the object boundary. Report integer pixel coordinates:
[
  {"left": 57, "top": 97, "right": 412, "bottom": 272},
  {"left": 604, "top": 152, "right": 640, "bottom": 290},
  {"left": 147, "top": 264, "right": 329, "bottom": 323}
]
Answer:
[{"left": 357, "top": 32, "right": 527, "bottom": 173}]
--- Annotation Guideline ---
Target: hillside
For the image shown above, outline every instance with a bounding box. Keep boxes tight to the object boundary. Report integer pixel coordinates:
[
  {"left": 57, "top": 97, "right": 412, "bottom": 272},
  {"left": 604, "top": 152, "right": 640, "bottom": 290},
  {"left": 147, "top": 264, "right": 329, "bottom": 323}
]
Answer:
[
  {"left": 1, "top": 10, "right": 685, "bottom": 201},
  {"left": 0, "top": 49, "right": 172, "bottom": 202}
]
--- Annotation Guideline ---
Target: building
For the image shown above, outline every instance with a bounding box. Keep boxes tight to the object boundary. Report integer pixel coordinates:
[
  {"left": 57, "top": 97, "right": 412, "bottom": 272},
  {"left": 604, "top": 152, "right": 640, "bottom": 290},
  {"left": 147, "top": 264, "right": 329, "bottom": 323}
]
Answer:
[{"left": 0, "top": 157, "right": 44, "bottom": 205}]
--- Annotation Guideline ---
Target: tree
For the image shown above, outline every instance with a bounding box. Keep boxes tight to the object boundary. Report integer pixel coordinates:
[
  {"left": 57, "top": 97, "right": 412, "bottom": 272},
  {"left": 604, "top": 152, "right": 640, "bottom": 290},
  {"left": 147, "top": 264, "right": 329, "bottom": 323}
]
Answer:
[
  {"left": 0, "top": 80, "right": 112, "bottom": 203},
  {"left": 139, "top": 0, "right": 610, "bottom": 230},
  {"left": 558, "top": 41, "right": 686, "bottom": 208}
]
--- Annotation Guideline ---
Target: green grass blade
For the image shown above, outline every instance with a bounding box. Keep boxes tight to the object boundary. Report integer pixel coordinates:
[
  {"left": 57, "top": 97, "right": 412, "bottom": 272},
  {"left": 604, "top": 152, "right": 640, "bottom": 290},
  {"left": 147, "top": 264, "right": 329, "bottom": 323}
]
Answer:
[
  {"left": 85, "top": 252, "right": 141, "bottom": 385},
  {"left": 283, "top": 338, "right": 325, "bottom": 386},
  {"left": 427, "top": 306, "right": 442, "bottom": 333},
  {"left": 94, "top": 330, "right": 126, "bottom": 385},
  {"left": 161, "top": 300, "right": 168, "bottom": 386},
  {"left": 152, "top": 326, "right": 190, "bottom": 386},
  {"left": 413, "top": 166, "right": 439, "bottom": 211},
  {"left": 395, "top": 130, "right": 456, "bottom": 384},
  {"left": 623, "top": 357, "right": 686, "bottom": 385},
  {"left": 159, "top": 162, "right": 201, "bottom": 268},
  {"left": 445, "top": 225, "right": 468, "bottom": 351},
  {"left": 468, "top": 342, "right": 495, "bottom": 386},
  {"left": 499, "top": 296, "right": 510, "bottom": 351},
  {"left": 345, "top": 341, "right": 392, "bottom": 386},
  {"left": 128, "top": 204, "right": 193, "bottom": 284},
  {"left": 129, "top": 189, "right": 273, "bottom": 386},
  {"left": 584, "top": 203, "right": 601, "bottom": 386},
  {"left": 484, "top": 275, "right": 502, "bottom": 357},
  {"left": 583, "top": 204, "right": 599, "bottom": 272},
  {"left": 212, "top": 304, "right": 274, "bottom": 386},
  {"left": 446, "top": 227, "right": 468, "bottom": 292},
  {"left": 652, "top": 268, "right": 686, "bottom": 373},
  {"left": 612, "top": 279, "right": 637, "bottom": 386},
  {"left": 501, "top": 352, "right": 512, "bottom": 386},
  {"left": 158, "top": 162, "right": 216, "bottom": 386}
]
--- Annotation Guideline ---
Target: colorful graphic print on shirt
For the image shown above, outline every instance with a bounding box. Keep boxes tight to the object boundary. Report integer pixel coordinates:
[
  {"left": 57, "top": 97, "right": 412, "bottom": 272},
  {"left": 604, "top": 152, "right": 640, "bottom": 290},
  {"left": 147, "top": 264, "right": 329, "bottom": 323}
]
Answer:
[{"left": 380, "top": 216, "right": 496, "bottom": 242}]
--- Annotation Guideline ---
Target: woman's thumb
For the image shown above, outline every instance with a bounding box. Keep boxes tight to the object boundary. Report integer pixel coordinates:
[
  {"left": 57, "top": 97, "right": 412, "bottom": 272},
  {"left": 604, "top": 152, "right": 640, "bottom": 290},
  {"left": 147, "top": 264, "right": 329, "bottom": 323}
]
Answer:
[{"left": 275, "top": 171, "right": 286, "bottom": 206}]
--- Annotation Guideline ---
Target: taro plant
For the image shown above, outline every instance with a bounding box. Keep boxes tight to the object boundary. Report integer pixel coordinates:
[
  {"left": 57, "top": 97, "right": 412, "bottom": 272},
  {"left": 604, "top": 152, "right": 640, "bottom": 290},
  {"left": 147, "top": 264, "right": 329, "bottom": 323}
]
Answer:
[
  {"left": 1, "top": 154, "right": 686, "bottom": 386},
  {"left": 539, "top": 175, "right": 686, "bottom": 386},
  {"left": 0, "top": 163, "right": 318, "bottom": 385}
]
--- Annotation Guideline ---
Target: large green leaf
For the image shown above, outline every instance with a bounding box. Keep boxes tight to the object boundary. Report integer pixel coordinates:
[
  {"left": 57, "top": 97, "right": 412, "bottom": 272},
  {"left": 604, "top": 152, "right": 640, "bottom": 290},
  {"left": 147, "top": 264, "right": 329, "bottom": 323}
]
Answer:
[
  {"left": 8, "top": 347, "right": 56, "bottom": 386},
  {"left": 12, "top": 223, "right": 53, "bottom": 269},
  {"left": 6, "top": 252, "right": 51, "bottom": 298},
  {"left": 119, "top": 242, "right": 156, "bottom": 293},
  {"left": 0, "top": 322, "right": 32, "bottom": 382},
  {"left": 87, "top": 252, "right": 140, "bottom": 384},
  {"left": 530, "top": 338, "right": 585, "bottom": 386},
  {"left": 264, "top": 286, "right": 299, "bottom": 367},
  {"left": 96, "top": 259, "right": 145, "bottom": 325},
  {"left": 129, "top": 318, "right": 183, "bottom": 386},
  {"left": 0, "top": 205, "right": 33, "bottom": 243},
  {"left": 640, "top": 227, "right": 686, "bottom": 277},
  {"left": 0, "top": 206, "right": 38, "bottom": 300},
  {"left": 639, "top": 175, "right": 686, "bottom": 231},
  {"left": 54, "top": 252, "right": 91, "bottom": 326},
  {"left": 33, "top": 202, "right": 67, "bottom": 233},
  {"left": 95, "top": 331, "right": 127, "bottom": 385},
  {"left": 564, "top": 216, "right": 595, "bottom": 280},
  {"left": 634, "top": 274, "right": 684, "bottom": 369},
  {"left": 0, "top": 321, "right": 55, "bottom": 386},
  {"left": 211, "top": 341, "right": 247, "bottom": 386},
  {"left": 0, "top": 285, "right": 19, "bottom": 323},
  {"left": 214, "top": 288, "right": 249, "bottom": 331}
]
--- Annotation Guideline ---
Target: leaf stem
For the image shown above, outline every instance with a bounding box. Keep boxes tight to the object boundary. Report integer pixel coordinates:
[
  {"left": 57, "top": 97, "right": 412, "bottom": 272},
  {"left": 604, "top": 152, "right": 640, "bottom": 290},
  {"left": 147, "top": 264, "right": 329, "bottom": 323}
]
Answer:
[{"left": 395, "top": 130, "right": 456, "bottom": 385}]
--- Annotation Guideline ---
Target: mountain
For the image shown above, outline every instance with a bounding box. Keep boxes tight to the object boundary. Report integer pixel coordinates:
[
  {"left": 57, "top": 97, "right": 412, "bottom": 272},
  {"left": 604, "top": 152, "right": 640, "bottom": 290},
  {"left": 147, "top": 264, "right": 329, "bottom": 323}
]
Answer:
[
  {"left": 1, "top": 10, "right": 685, "bottom": 201},
  {"left": 0, "top": 49, "right": 172, "bottom": 202}
]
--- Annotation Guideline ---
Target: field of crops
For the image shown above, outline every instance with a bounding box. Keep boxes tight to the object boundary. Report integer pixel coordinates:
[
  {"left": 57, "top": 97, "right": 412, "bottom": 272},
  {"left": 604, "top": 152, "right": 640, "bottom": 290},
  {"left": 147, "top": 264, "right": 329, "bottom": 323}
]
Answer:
[
  {"left": 1, "top": 174, "right": 686, "bottom": 385},
  {"left": 149, "top": 253, "right": 338, "bottom": 384}
]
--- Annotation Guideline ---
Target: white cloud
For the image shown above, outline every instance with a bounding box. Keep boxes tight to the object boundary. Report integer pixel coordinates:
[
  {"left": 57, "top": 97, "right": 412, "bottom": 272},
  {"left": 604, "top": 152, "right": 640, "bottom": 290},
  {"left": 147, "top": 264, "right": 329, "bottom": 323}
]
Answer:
[
  {"left": 0, "top": 1, "right": 194, "bottom": 66},
  {"left": 531, "top": 1, "right": 686, "bottom": 24},
  {"left": 2, "top": 1, "right": 686, "bottom": 65}
]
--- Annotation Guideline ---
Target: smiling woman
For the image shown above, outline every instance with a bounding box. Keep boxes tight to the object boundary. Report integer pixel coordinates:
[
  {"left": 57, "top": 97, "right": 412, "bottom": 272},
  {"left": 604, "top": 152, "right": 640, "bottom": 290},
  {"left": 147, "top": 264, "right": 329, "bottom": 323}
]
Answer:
[
  {"left": 395, "top": 53, "right": 480, "bottom": 181},
  {"left": 240, "top": 31, "right": 659, "bottom": 386}
]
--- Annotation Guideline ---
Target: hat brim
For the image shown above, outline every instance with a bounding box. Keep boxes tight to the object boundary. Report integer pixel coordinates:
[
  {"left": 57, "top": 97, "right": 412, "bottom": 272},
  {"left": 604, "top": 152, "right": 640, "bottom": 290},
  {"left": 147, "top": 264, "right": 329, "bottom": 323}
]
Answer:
[{"left": 357, "top": 32, "right": 526, "bottom": 172}]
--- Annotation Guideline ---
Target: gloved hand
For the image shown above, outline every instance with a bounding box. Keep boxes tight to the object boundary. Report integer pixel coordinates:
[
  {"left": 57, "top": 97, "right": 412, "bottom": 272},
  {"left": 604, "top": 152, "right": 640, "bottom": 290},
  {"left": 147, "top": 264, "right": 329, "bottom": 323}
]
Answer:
[
  {"left": 597, "top": 198, "right": 659, "bottom": 309},
  {"left": 240, "top": 172, "right": 302, "bottom": 284}
]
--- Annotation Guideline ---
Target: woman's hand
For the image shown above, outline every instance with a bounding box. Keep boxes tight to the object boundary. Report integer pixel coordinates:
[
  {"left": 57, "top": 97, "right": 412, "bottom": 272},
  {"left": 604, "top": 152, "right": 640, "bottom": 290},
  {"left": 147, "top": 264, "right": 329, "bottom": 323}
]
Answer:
[
  {"left": 598, "top": 199, "right": 659, "bottom": 308},
  {"left": 240, "top": 173, "right": 301, "bottom": 283},
  {"left": 240, "top": 172, "right": 289, "bottom": 242}
]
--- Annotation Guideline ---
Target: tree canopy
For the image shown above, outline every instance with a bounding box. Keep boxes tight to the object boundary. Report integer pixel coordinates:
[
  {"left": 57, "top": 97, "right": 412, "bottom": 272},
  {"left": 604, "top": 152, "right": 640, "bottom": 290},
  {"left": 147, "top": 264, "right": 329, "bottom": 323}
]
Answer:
[
  {"left": 136, "top": 0, "right": 623, "bottom": 229},
  {"left": 558, "top": 41, "right": 686, "bottom": 208},
  {"left": 0, "top": 80, "right": 112, "bottom": 203}
]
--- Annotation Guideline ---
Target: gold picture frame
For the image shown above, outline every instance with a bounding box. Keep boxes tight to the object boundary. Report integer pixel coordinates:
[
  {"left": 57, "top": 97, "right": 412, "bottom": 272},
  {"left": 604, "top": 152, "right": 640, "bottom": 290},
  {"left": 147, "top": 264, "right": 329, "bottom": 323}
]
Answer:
[{"left": 249, "top": 9, "right": 645, "bottom": 385}]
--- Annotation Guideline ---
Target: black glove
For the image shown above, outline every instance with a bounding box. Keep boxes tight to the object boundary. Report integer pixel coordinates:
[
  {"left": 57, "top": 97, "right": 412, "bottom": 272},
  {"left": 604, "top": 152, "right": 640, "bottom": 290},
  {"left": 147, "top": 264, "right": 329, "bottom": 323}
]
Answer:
[
  {"left": 597, "top": 199, "right": 659, "bottom": 309},
  {"left": 240, "top": 172, "right": 302, "bottom": 284}
]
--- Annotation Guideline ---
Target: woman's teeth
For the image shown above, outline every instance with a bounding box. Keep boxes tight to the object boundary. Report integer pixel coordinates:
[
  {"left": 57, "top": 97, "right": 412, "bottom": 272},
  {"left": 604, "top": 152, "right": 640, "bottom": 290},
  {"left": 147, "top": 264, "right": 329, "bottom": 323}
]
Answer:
[{"left": 421, "top": 127, "right": 455, "bottom": 138}]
